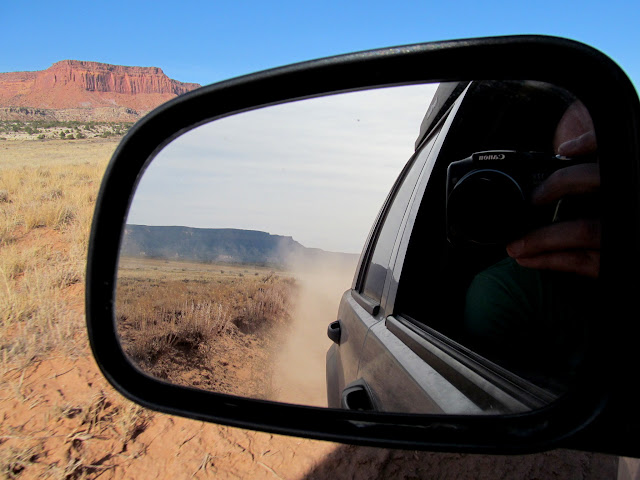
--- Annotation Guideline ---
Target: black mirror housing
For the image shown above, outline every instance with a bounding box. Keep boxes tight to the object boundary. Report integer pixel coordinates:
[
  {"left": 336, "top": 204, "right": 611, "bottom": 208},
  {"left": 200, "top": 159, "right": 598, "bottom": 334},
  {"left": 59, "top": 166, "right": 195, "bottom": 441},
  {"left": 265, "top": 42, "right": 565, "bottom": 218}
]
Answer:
[{"left": 86, "top": 35, "right": 640, "bottom": 457}]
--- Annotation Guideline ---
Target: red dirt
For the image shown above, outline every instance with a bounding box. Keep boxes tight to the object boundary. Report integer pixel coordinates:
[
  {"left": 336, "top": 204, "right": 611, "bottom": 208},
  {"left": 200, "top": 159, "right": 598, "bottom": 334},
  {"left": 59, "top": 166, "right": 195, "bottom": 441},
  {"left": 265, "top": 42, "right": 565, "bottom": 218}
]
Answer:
[{"left": 1, "top": 352, "right": 622, "bottom": 480}]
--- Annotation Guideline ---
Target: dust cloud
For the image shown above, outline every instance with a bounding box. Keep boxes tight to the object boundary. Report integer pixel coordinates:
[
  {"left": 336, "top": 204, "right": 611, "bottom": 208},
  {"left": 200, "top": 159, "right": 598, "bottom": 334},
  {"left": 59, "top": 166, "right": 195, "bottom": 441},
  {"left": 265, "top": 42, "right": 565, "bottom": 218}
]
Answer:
[{"left": 272, "top": 253, "right": 358, "bottom": 407}]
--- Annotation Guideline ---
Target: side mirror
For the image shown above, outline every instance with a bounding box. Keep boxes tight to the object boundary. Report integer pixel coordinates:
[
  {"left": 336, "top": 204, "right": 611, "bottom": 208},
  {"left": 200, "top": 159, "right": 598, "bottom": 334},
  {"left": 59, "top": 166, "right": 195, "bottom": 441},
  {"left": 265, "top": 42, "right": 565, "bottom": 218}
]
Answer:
[{"left": 86, "top": 35, "right": 640, "bottom": 456}]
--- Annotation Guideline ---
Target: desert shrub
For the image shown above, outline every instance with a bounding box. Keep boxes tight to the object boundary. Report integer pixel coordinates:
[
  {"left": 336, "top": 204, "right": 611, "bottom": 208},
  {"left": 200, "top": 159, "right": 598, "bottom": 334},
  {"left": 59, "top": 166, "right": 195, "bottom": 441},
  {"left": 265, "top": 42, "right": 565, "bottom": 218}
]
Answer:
[
  {"left": 115, "top": 267, "right": 296, "bottom": 393},
  {"left": 40, "top": 188, "right": 63, "bottom": 201},
  {"left": 230, "top": 274, "right": 294, "bottom": 334}
]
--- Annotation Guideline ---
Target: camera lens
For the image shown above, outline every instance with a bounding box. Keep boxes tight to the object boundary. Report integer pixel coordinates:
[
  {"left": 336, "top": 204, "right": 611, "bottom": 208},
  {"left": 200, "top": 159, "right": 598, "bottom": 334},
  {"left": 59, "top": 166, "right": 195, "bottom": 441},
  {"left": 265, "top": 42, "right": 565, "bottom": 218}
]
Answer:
[{"left": 447, "top": 169, "right": 526, "bottom": 245}]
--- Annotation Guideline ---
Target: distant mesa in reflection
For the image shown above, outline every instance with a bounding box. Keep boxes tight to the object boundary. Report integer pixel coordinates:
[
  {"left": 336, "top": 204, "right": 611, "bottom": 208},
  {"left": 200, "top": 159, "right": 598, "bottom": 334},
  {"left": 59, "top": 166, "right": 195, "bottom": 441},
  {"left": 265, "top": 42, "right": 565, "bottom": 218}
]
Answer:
[{"left": 121, "top": 224, "right": 358, "bottom": 268}]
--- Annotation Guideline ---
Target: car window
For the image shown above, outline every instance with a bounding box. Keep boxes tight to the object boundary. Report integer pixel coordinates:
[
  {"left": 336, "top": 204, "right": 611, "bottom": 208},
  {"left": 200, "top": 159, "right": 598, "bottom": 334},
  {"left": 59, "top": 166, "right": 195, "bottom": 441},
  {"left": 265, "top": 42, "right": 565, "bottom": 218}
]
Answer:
[
  {"left": 361, "top": 127, "right": 440, "bottom": 304},
  {"left": 392, "top": 80, "right": 594, "bottom": 395}
]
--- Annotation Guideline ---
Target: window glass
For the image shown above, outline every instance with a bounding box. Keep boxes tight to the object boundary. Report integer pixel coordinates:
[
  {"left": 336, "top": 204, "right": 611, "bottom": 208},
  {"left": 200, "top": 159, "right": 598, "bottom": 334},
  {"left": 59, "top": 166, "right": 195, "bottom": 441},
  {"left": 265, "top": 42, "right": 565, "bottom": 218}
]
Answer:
[
  {"left": 395, "top": 80, "right": 596, "bottom": 395},
  {"left": 362, "top": 130, "right": 439, "bottom": 303}
]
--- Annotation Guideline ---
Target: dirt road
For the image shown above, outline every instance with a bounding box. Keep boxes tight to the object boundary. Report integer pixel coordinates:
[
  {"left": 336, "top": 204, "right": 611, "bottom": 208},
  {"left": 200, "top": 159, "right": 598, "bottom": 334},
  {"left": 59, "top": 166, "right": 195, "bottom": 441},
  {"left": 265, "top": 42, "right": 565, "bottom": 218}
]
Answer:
[{"left": 272, "top": 258, "right": 357, "bottom": 407}]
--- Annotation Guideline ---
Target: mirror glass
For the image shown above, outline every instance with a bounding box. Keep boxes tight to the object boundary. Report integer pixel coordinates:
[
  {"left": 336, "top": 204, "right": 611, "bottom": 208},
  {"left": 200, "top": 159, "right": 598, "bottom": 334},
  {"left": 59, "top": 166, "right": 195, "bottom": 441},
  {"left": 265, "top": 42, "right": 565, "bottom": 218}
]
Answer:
[{"left": 116, "top": 81, "right": 600, "bottom": 414}]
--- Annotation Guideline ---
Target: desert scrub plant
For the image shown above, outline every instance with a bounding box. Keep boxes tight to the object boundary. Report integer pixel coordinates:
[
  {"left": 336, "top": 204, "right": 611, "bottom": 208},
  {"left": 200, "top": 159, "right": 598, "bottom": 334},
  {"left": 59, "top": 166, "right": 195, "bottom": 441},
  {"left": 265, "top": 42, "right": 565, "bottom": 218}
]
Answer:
[
  {"left": 116, "top": 278, "right": 235, "bottom": 364},
  {"left": 114, "top": 400, "right": 151, "bottom": 446},
  {"left": 115, "top": 261, "right": 297, "bottom": 397},
  {"left": 123, "top": 300, "right": 232, "bottom": 368},
  {"left": 231, "top": 273, "right": 295, "bottom": 334}
]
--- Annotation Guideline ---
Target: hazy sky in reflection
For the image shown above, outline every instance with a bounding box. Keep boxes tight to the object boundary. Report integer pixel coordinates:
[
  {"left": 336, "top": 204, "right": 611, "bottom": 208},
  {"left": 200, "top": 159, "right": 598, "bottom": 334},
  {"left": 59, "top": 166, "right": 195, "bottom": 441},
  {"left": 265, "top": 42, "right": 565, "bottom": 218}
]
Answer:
[{"left": 127, "top": 84, "right": 437, "bottom": 253}]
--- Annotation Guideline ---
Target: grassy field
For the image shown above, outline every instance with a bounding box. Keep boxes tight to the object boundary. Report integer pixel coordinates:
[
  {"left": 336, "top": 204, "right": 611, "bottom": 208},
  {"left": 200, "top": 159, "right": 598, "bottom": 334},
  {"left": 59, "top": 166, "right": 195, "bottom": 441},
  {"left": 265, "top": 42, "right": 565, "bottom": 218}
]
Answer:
[{"left": 1, "top": 139, "right": 113, "bottom": 371}]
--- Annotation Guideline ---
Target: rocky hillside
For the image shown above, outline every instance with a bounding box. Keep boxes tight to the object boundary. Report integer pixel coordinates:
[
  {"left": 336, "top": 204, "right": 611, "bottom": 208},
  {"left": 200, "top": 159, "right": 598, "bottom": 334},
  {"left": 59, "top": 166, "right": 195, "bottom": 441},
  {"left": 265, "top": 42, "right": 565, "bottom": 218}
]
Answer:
[{"left": 0, "top": 60, "right": 200, "bottom": 122}]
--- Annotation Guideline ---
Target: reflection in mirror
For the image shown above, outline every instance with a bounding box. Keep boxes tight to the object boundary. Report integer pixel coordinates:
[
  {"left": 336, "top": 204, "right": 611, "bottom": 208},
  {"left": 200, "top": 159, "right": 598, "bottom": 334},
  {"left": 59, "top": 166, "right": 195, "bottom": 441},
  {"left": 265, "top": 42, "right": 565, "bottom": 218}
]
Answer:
[
  {"left": 116, "top": 81, "right": 600, "bottom": 415},
  {"left": 116, "top": 85, "right": 438, "bottom": 407}
]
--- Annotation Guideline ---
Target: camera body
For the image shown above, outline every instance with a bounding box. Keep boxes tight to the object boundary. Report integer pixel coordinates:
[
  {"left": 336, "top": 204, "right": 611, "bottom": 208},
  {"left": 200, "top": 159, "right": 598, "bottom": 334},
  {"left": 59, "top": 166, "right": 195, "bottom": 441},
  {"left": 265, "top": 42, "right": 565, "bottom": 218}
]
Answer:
[{"left": 446, "top": 150, "right": 585, "bottom": 246}]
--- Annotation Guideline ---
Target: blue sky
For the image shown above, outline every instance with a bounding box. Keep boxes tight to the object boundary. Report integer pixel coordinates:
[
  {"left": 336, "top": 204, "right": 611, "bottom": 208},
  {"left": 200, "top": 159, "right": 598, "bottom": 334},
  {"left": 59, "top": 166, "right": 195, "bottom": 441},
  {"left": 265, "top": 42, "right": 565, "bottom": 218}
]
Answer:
[{"left": 2, "top": 1, "right": 639, "bottom": 88}]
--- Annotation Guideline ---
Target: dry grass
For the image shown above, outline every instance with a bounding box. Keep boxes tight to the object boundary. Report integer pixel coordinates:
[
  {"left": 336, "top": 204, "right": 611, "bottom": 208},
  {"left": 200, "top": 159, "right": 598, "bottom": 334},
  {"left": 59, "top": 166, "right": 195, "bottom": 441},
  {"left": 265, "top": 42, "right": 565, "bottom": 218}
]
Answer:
[
  {"left": 0, "top": 138, "right": 162, "bottom": 478},
  {"left": 0, "top": 143, "right": 108, "bottom": 373},
  {"left": 116, "top": 258, "right": 297, "bottom": 400},
  {"left": 0, "top": 158, "right": 102, "bottom": 245},
  {"left": 0, "top": 443, "right": 45, "bottom": 479}
]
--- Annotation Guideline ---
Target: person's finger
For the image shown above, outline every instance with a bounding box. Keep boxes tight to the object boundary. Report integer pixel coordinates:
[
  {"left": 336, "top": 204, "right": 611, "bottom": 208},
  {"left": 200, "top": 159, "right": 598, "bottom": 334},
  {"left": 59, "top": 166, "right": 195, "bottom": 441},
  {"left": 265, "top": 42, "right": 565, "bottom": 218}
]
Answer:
[
  {"left": 507, "top": 219, "right": 601, "bottom": 258},
  {"left": 532, "top": 163, "right": 600, "bottom": 205},
  {"left": 514, "top": 250, "right": 600, "bottom": 278},
  {"left": 557, "top": 130, "right": 597, "bottom": 157}
]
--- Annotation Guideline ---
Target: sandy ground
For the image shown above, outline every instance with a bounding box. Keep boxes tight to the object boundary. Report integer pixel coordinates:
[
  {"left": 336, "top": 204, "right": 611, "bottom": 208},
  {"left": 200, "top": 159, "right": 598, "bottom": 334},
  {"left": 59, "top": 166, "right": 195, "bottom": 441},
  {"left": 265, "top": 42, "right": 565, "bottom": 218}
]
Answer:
[
  {"left": 271, "top": 259, "right": 357, "bottom": 407},
  {"left": 0, "top": 138, "right": 632, "bottom": 479},
  {"left": 0, "top": 350, "right": 624, "bottom": 479}
]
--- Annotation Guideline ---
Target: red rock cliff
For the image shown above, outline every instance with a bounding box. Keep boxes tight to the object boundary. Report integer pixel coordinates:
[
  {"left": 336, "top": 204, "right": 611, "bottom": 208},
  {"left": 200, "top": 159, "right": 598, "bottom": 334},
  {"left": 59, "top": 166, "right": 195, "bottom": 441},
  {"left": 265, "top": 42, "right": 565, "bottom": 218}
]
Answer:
[
  {"left": 32, "top": 60, "right": 199, "bottom": 96},
  {"left": 0, "top": 60, "right": 201, "bottom": 115}
]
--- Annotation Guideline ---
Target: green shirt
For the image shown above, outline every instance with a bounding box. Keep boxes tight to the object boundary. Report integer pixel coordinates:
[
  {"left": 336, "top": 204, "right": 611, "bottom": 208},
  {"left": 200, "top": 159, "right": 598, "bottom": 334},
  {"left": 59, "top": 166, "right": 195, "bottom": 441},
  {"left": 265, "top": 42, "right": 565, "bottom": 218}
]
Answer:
[{"left": 464, "top": 257, "right": 593, "bottom": 390}]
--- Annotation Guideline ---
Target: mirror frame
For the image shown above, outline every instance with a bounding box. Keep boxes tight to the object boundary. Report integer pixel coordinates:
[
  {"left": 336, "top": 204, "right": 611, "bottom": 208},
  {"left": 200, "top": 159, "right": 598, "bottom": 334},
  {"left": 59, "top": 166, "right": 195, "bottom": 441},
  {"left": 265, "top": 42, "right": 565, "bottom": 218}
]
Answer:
[{"left": 86, "top": 35, "right": 640, "bottom": 456}]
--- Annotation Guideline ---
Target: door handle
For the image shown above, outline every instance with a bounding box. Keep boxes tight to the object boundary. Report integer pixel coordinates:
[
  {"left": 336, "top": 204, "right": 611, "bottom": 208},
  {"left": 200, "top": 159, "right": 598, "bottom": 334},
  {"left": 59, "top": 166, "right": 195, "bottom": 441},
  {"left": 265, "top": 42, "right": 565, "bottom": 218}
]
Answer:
[
  {"left": 327, "top": 320, "right": 341, "bottom": 344},
  {"left": 341, "top": 382, "right": 376, "bottom": 411}
]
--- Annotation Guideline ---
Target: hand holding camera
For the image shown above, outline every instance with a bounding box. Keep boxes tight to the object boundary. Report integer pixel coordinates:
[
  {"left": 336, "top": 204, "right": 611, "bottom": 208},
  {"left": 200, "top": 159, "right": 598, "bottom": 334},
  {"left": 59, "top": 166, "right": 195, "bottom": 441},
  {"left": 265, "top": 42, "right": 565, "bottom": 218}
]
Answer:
[
  {"left": 507, "top": 132, "right": 601, "bottom": 278},
  {"left": 447, "top": 99, "right": 601, "bottom": 278}
]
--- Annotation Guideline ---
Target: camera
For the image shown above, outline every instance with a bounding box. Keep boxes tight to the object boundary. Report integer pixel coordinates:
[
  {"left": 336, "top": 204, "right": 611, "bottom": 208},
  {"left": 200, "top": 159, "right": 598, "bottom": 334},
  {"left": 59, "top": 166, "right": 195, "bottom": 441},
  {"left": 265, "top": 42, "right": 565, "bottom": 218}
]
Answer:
[{"left": 446, "top": 150, "right": 593, "bottom": 246}]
